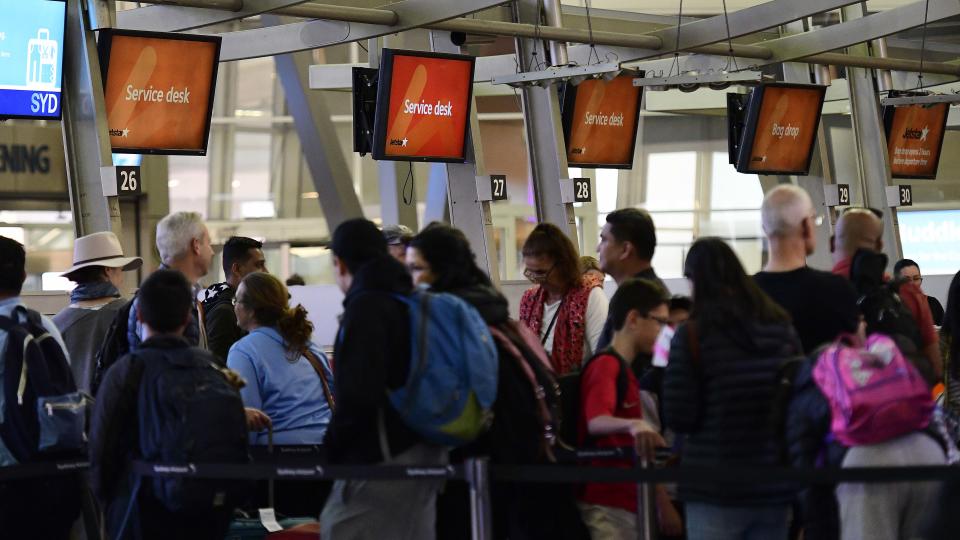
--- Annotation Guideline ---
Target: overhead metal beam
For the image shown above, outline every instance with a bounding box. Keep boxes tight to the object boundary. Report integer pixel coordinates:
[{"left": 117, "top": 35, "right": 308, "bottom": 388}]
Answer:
[
  {"left": 265, "top": 14, "right": 364, "bottom": 229},
  {"left": 125, "top": 0, "right": 960, "bottom": 79},
  {"left": 620, "top": 0, "right": 862, "bottom": 63},
  {"left": 219, "top": 0, "right": 506, "bottom": 61},
  {"left": 756, "top": 0, "right": 960, "bottom": 67},
  {"left": 117, "top": 0, "right": 313, "bottom": 32}
]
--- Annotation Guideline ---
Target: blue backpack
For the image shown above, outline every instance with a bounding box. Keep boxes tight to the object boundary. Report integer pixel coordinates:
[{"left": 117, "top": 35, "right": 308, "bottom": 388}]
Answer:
[{"left": 389, "top": 291, "right": 498, "bottom": 446}]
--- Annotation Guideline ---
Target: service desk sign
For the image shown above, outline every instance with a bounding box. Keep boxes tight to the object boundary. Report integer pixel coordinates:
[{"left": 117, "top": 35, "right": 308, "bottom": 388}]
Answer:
[
  {"left": 100, "top": 30, "right": 221, "bottom": 155},
  {"left": 564, "top": 75, "right": 642, "bottom": 169},
  {"left": 0, "top": 0, "right": 65, "bottom": 120},
  {"left": 885, "top": 103, "right": 949, "bottom": 179},
  {"left": 373, "top": 50, "right": 475, "bottom": 162}
]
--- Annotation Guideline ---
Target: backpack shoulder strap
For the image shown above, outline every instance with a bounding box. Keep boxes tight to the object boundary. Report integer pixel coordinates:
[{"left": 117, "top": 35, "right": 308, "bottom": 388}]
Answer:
[
  {"left": 303, "top": 349, "right": 335, "bottom": 412},
  {"left": 584, "top": 348, "right": 631, "bottom": 407}
]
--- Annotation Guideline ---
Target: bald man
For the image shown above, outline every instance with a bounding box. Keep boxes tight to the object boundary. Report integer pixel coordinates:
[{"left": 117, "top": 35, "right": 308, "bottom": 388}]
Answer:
[
  {"left": 830, "top": 208, "right": 884, "bottom": 268},
  {"left": 831, "top": 209, "right": 941, "bottom": 379},
  {"left": 754, "top": 185, "right": 859, "bottom": 353}
]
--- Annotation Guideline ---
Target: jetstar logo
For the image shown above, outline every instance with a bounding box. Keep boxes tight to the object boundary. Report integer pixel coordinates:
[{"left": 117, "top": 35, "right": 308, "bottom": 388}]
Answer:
[
  {"left": 903, "top": 126, "right": 930, "bottom": 142},
  {"left": 389, "top": 138, "right": 409, "bottom": 147}
]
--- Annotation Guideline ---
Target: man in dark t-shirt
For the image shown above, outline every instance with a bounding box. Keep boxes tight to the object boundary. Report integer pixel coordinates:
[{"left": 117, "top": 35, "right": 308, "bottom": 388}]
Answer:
[
  {"left": 754, "top": 186, "right": 858, "bottom": 354},
  {"left": 755, "top": 185, "right": 858, "bottom": 540},
  {"left": 754, "top": 268, "right": 858, "bottom": 354}
]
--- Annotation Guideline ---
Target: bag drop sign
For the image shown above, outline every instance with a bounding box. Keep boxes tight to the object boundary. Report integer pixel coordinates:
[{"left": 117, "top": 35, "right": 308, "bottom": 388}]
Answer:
[{"left": 744, "top": 85, "right": 825, "bottom": 174}]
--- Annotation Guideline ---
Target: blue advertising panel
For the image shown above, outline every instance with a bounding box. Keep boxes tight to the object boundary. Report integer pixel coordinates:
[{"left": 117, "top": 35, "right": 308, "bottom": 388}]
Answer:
[
  {"left": 899, "top": 209, "right": 960, "bottom": 275},
  {"left": 0, "top": 0, "right": 66, "bottom": 119}
]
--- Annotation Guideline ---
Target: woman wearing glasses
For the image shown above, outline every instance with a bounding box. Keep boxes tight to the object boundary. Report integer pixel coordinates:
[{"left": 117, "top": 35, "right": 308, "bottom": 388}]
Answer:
[
  {"left": 519, "top": 223, "right": 609, "bottom": 376},
  {"left": 662, "top": 237, "right": 802, "bottom": 540}
]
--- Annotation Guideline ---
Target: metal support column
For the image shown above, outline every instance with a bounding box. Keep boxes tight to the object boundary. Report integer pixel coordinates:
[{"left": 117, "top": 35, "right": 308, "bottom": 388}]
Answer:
[
  {"left": 265, "top": 14, "right": 363, "bottom": 230},
  {"left": 514, "top": 0, "right": 578, "bottom": 240},
  {"left": 207, "top": 60, "right": 237, "bottom": 221},
  {"left": 466, "top": 457, "right": 493, "bottom": 540},
  {"left": 773, "top": 22, "right": 835, "bottom": 270},
  {"left": 423, "top": 163, "right": 450, "bottom": 224},
  {"left": 841, "top": 4, "right": 903, "bottom": 263},
  {"left": 430, "top": 31, "right": 501, "bottom": 285},
  {"left": 62, "top": 0, "right": 122, "bottom": 236}
]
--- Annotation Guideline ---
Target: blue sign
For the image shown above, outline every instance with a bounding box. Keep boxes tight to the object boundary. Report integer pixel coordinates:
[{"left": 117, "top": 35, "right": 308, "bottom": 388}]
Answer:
[
  {"left": 0, "top": 0, "right": 66, "bottom": 119},
  {"left": 899, "top": 210, "right": 960, "bottom": 275}
]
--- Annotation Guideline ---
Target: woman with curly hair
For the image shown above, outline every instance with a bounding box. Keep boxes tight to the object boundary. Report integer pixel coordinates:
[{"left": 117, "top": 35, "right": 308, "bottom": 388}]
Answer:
[{"left": 228, "top": 271, "right": 334, "bottom": 446}]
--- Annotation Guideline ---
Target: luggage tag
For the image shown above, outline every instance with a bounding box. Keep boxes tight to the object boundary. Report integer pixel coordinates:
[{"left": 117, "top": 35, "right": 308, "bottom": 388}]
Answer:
[
  {"left": 652, "top": 325, "right": 675, "bottom": 367},
  {"left": 258, "top": 508, "right": 283, "bottom": 533}
]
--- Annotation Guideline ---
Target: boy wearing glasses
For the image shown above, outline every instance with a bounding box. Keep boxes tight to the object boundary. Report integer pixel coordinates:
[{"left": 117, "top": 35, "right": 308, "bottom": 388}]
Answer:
[{"left": 578, "top": 278, "right": 681, "bottom": 539}]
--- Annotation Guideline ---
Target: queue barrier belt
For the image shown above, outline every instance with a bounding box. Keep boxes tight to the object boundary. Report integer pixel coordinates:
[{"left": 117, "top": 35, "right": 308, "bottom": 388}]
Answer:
[{"left": 4, "top": 455, "right": 960, "bottom": 486}]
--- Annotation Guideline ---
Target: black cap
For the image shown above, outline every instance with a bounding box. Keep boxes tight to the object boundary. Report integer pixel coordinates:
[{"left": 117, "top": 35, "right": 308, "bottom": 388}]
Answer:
[{"left": 331, "top": 218, "right": 388, "bottom": 273}]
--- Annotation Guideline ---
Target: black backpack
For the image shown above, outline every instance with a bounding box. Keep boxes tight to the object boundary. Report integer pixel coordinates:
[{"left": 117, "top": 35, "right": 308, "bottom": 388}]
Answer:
[
  {"left": 557, "top": 349, "right": 630, "bottom": 452},
  {"left": 0, "top": 306, "right": 89, "bottom": 462},
  {"left": 486, "top": 321, "right": 562, "bottom": 464},
  {"left": 131, "top": 345, "right": 250, "bottom": 514},
  {"left": 848, "top": 249, "right": 935, "bottom": 382},
  {"left": 91, "top": 297, "right": 134, "bottom": 397}
]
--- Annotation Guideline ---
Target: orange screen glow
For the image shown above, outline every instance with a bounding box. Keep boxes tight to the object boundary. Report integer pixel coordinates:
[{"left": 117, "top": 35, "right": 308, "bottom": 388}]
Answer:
[
  {"left": 886, "top": 103, "right": 948, "bottom": 178},
  {"left": 745, "top": 85, "right": 824, "bottom": 174},
  {"left": 381, "top": 53, "right": 474, "bottom": 160},
  {"left": 103, "top": 33, "right": 219, "bottom": 153},
  {"left": 565, "top": 76, "right": 641, "bottom": 167}
]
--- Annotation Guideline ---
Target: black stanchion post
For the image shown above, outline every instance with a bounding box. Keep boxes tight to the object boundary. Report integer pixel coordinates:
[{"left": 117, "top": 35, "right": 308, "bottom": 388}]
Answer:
[
  {"left": 636, "top": 461, "right": 654, "bottom": 540},
  {"left": 466, "top": 457, "right": 493, "bottom": 540}
]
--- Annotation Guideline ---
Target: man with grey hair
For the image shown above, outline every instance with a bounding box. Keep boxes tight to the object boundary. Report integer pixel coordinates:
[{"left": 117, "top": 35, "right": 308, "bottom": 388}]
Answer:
[
  {"left": 127, "top": 211, "right": 215, "bottom": 354},
  {"left": 754, "top": 186, "right": 860, "bottom": 540},
  {"left": 754, "top": 185, "right": 859, "bottom": 353}
]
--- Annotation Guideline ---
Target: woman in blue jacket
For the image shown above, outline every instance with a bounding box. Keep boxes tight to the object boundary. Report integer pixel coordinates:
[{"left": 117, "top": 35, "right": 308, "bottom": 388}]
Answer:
[{"left": 228, "top": 272, "right": 334, "bottom": 446}]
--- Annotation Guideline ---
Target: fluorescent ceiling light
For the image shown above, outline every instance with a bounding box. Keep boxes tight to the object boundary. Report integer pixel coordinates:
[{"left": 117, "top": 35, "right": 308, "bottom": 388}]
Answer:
[
  {"left": 881, "top": 93, "right": 960, "bottom": 106},
  {"left": 633, "top": 70, "right": 767, "bottom": 89}
]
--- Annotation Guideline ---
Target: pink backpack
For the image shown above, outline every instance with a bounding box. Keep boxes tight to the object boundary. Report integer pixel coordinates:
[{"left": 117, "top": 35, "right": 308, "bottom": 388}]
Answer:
[{"left": 813, "top": 334, "right": 934, "bottom": 446}]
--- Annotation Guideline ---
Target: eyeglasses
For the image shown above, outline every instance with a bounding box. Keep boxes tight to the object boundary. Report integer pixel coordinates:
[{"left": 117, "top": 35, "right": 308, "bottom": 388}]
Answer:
[
  {"left": 905, "top": 275, "right": 923, "bottom": 284},
  {"left": 642, "top": 314, "right": 670, "bottom": 327},
  {"left": 231, "top": 297, "right": 244, "bottom": 307},
  {"left": 523, "top": 264, "right": 556, "bottom": 283}
]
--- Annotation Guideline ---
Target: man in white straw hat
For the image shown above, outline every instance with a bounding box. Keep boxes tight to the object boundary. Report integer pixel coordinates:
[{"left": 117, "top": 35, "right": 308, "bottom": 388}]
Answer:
[{"left": 53, "top": 231, "right": 142, "bottom": 393}]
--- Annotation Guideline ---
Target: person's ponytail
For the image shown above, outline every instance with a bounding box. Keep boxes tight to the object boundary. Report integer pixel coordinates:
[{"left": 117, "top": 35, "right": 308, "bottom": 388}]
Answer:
[{"left": 277, "top": 303, "right": 313, "bottom": 357}]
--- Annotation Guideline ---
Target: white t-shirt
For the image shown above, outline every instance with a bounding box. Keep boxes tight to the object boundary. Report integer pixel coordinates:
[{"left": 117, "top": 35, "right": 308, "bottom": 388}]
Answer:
[{"left": 539, "top": 287, "right": 609, "bottom": 365}]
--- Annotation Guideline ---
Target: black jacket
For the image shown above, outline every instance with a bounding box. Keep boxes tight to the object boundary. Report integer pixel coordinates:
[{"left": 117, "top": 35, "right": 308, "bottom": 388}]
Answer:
[
  {"left": 200, "top": 283, "right": 245, "bottom": 363},
  {"left": 89, "top": 335, "right": 232, "bottom": 540},
  {"left": 663, "top": 320, "right": 802, "bottom": 506},
  {"left": 323, "top": 256, "right": 421, "bottom": 464}
]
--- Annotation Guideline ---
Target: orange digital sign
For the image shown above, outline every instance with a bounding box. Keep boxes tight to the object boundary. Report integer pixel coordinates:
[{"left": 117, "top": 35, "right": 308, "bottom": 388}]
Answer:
[
  {"left": 372, "top": 49, "right": 475, "bottom": 162},
  {"left": 738, "top": 84, "right": 826, "bottom": 175},
  {"left": 562, "top": 75, "right": 642, "bottom": 169},
  {"left": 884, "top": 103, "right": 948, "bottom": 179},
  {"left": 100, "top": 30, "right": 220, "bottom": 155}
]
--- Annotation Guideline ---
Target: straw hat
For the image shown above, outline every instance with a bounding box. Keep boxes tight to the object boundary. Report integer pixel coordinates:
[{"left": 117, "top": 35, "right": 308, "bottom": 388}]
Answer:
[{"left": 62, "top": 231, "right": 142, "bottom": 277}]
